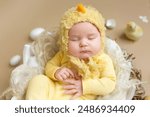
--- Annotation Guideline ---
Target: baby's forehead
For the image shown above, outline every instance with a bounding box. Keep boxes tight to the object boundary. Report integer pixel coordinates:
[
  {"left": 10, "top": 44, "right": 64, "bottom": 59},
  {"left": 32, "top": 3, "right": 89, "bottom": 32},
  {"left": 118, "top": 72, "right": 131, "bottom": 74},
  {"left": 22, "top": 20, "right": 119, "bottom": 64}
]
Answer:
[
  {"left": 69, "top": 22, "right": 100, "bottom": 35},
  {"left": 71, "top": 22, "right": 97, "bottom": 28}
]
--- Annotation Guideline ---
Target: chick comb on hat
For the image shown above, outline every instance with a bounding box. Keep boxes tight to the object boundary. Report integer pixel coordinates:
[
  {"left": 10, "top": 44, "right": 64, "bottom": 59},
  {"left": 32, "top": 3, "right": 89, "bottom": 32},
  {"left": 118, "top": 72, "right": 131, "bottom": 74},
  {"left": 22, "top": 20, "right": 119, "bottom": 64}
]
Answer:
[{"left": 76, "top": 3, "right": 86, "bottom": 13}]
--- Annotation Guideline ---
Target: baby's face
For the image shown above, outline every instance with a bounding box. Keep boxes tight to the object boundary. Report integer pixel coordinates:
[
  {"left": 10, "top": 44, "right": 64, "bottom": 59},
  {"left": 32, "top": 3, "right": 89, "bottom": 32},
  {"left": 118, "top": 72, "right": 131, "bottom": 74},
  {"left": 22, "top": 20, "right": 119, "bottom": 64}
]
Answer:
[{"left": 68, "top": 22, "right": 101, "bottom": 60}]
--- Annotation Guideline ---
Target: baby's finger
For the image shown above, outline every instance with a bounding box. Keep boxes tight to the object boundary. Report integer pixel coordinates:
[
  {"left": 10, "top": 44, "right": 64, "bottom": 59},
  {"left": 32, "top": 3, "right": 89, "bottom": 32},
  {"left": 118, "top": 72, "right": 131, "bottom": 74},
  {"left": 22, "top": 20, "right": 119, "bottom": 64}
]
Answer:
[
  {"left": 63, "top": 79, "right": 76, "bottom": 84},
  {"left": 64, "top": 89, "right": 77, "bottom": 95},
  {"left": 56, "top": 75, "right": 63, "bottom": 81},
  {"left": 63, "top": 84, "right": 75, "bottom": 90},
  {"left": 66, "top": 69, "right": 75, "bottom": 78},
  {"left": 63, "top": 71, "right": 70, "bottom": 78},
  {"left": 60, "top": 73, "right": 68, "bottom": 80}
]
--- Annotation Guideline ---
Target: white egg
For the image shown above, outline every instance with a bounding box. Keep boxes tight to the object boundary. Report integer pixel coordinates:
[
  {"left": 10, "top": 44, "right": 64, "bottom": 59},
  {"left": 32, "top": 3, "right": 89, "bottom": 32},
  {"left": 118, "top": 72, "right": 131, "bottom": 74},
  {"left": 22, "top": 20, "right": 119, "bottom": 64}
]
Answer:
[
  {"left": 9, "top": 55, "right": 21, "bottom": 66},
  {"left": 105, "top": 19, "right": 116, "bottom": 29},
  {"left": 29, "top": 27, "right": 45, "bottom": 41}
]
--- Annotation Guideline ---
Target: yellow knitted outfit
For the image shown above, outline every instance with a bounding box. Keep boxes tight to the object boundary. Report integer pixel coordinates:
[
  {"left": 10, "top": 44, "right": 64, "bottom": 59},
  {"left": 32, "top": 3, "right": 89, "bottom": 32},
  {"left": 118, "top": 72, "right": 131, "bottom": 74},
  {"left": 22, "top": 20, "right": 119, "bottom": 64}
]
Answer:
[{"left": 25, "top": 4, "right": 116, "bottom": 100}]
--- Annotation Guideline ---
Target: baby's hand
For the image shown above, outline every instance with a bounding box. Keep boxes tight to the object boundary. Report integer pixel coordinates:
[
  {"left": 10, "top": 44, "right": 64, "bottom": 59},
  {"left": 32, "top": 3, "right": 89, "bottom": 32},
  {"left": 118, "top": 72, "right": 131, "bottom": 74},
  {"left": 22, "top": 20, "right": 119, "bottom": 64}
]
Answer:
[
  {"left": 55, "top": 67, "right": 75, "bottom": 81},
  {"left": 63, "top": 78, "right": 83, "bottom": 99}
]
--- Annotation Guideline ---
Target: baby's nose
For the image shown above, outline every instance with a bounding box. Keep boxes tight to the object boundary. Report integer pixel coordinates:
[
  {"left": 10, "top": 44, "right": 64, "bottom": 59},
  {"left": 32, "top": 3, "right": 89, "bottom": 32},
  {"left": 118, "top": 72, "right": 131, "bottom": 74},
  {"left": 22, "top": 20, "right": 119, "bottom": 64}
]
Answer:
[{"left": 79, "top": 39, "right": 88, "bottom": 47}]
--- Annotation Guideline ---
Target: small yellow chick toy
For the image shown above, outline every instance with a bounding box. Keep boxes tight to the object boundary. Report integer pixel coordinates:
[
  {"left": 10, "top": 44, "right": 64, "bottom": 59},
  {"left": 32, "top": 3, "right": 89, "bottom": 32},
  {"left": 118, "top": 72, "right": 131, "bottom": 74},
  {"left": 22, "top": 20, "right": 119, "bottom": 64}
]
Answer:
[{"left": 125, "top": 21, "right": 143, "bottom": 41}]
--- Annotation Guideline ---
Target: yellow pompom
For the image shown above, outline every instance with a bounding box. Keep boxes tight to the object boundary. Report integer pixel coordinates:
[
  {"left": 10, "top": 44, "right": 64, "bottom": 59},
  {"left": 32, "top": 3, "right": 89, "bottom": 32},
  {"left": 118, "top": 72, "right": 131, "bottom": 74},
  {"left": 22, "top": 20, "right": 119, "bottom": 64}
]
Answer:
[{"left": 76, "top": 3, "right": 86, "bottom": 13}]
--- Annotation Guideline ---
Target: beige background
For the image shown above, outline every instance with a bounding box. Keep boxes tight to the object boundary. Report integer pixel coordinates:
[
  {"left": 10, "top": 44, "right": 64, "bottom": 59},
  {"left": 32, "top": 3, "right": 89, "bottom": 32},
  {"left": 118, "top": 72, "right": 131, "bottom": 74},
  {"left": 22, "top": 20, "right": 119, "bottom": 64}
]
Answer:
[{"left": 0, "top": 0, "right": 150, "bottom": 96}]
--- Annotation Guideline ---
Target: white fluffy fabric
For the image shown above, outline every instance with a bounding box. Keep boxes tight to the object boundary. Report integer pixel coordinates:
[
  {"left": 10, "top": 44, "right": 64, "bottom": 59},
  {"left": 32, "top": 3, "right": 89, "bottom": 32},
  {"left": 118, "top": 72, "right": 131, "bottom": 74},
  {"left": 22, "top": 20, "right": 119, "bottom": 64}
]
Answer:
[{"left": 10, "top": 65, "right": 40, "bottom": 99}]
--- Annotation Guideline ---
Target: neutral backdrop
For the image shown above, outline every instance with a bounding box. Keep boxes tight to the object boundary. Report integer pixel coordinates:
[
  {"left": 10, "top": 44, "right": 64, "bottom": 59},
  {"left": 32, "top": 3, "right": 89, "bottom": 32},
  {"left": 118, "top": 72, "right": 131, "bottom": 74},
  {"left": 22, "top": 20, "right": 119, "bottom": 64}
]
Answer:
[{"left": 0, "top": 0, "right": 150, "bottom": 96}]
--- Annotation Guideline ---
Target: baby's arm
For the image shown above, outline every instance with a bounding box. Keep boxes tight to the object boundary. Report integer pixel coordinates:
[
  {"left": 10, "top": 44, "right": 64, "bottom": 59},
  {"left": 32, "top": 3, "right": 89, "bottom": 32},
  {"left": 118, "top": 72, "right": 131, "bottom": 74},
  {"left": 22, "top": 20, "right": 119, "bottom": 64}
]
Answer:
[
  {"left": 82, "top": 54, "right": 116, "bottom": 96},
  {"left": 82, "top": 77, "right": 115, "bottom": 96},
  {"left": 45, "top": 51, "right": 76, "bottom": 81},
  {"left": 45, "top": 51, "right": 63, "bottom": 81}
]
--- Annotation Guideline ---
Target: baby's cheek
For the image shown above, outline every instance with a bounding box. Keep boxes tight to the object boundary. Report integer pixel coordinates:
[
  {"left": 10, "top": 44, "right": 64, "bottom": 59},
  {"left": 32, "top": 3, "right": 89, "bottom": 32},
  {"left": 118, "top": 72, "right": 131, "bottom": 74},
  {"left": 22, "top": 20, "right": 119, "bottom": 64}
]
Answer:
[{"left": 68, "top": 47, "right": 78, "bottom": 57}]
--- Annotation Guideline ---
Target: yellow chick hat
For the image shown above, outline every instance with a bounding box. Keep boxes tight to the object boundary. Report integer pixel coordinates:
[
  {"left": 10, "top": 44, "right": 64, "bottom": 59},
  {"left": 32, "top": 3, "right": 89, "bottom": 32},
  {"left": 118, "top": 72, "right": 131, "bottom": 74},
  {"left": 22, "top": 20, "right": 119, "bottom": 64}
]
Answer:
[{"left": 59, "top": 4, "right": 106, "bottom": 53}]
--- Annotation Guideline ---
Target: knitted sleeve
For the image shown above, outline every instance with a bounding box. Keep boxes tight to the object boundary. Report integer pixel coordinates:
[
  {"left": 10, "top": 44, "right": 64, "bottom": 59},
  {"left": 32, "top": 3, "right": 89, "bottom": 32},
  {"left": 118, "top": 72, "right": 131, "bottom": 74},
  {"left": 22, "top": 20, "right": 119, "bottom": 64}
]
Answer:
[
  {"left": 82, "top": 54, "right": 116, "bottom": 96},
  {"left": 45, "top": 51, "right": 63, "bottom": 80}
]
